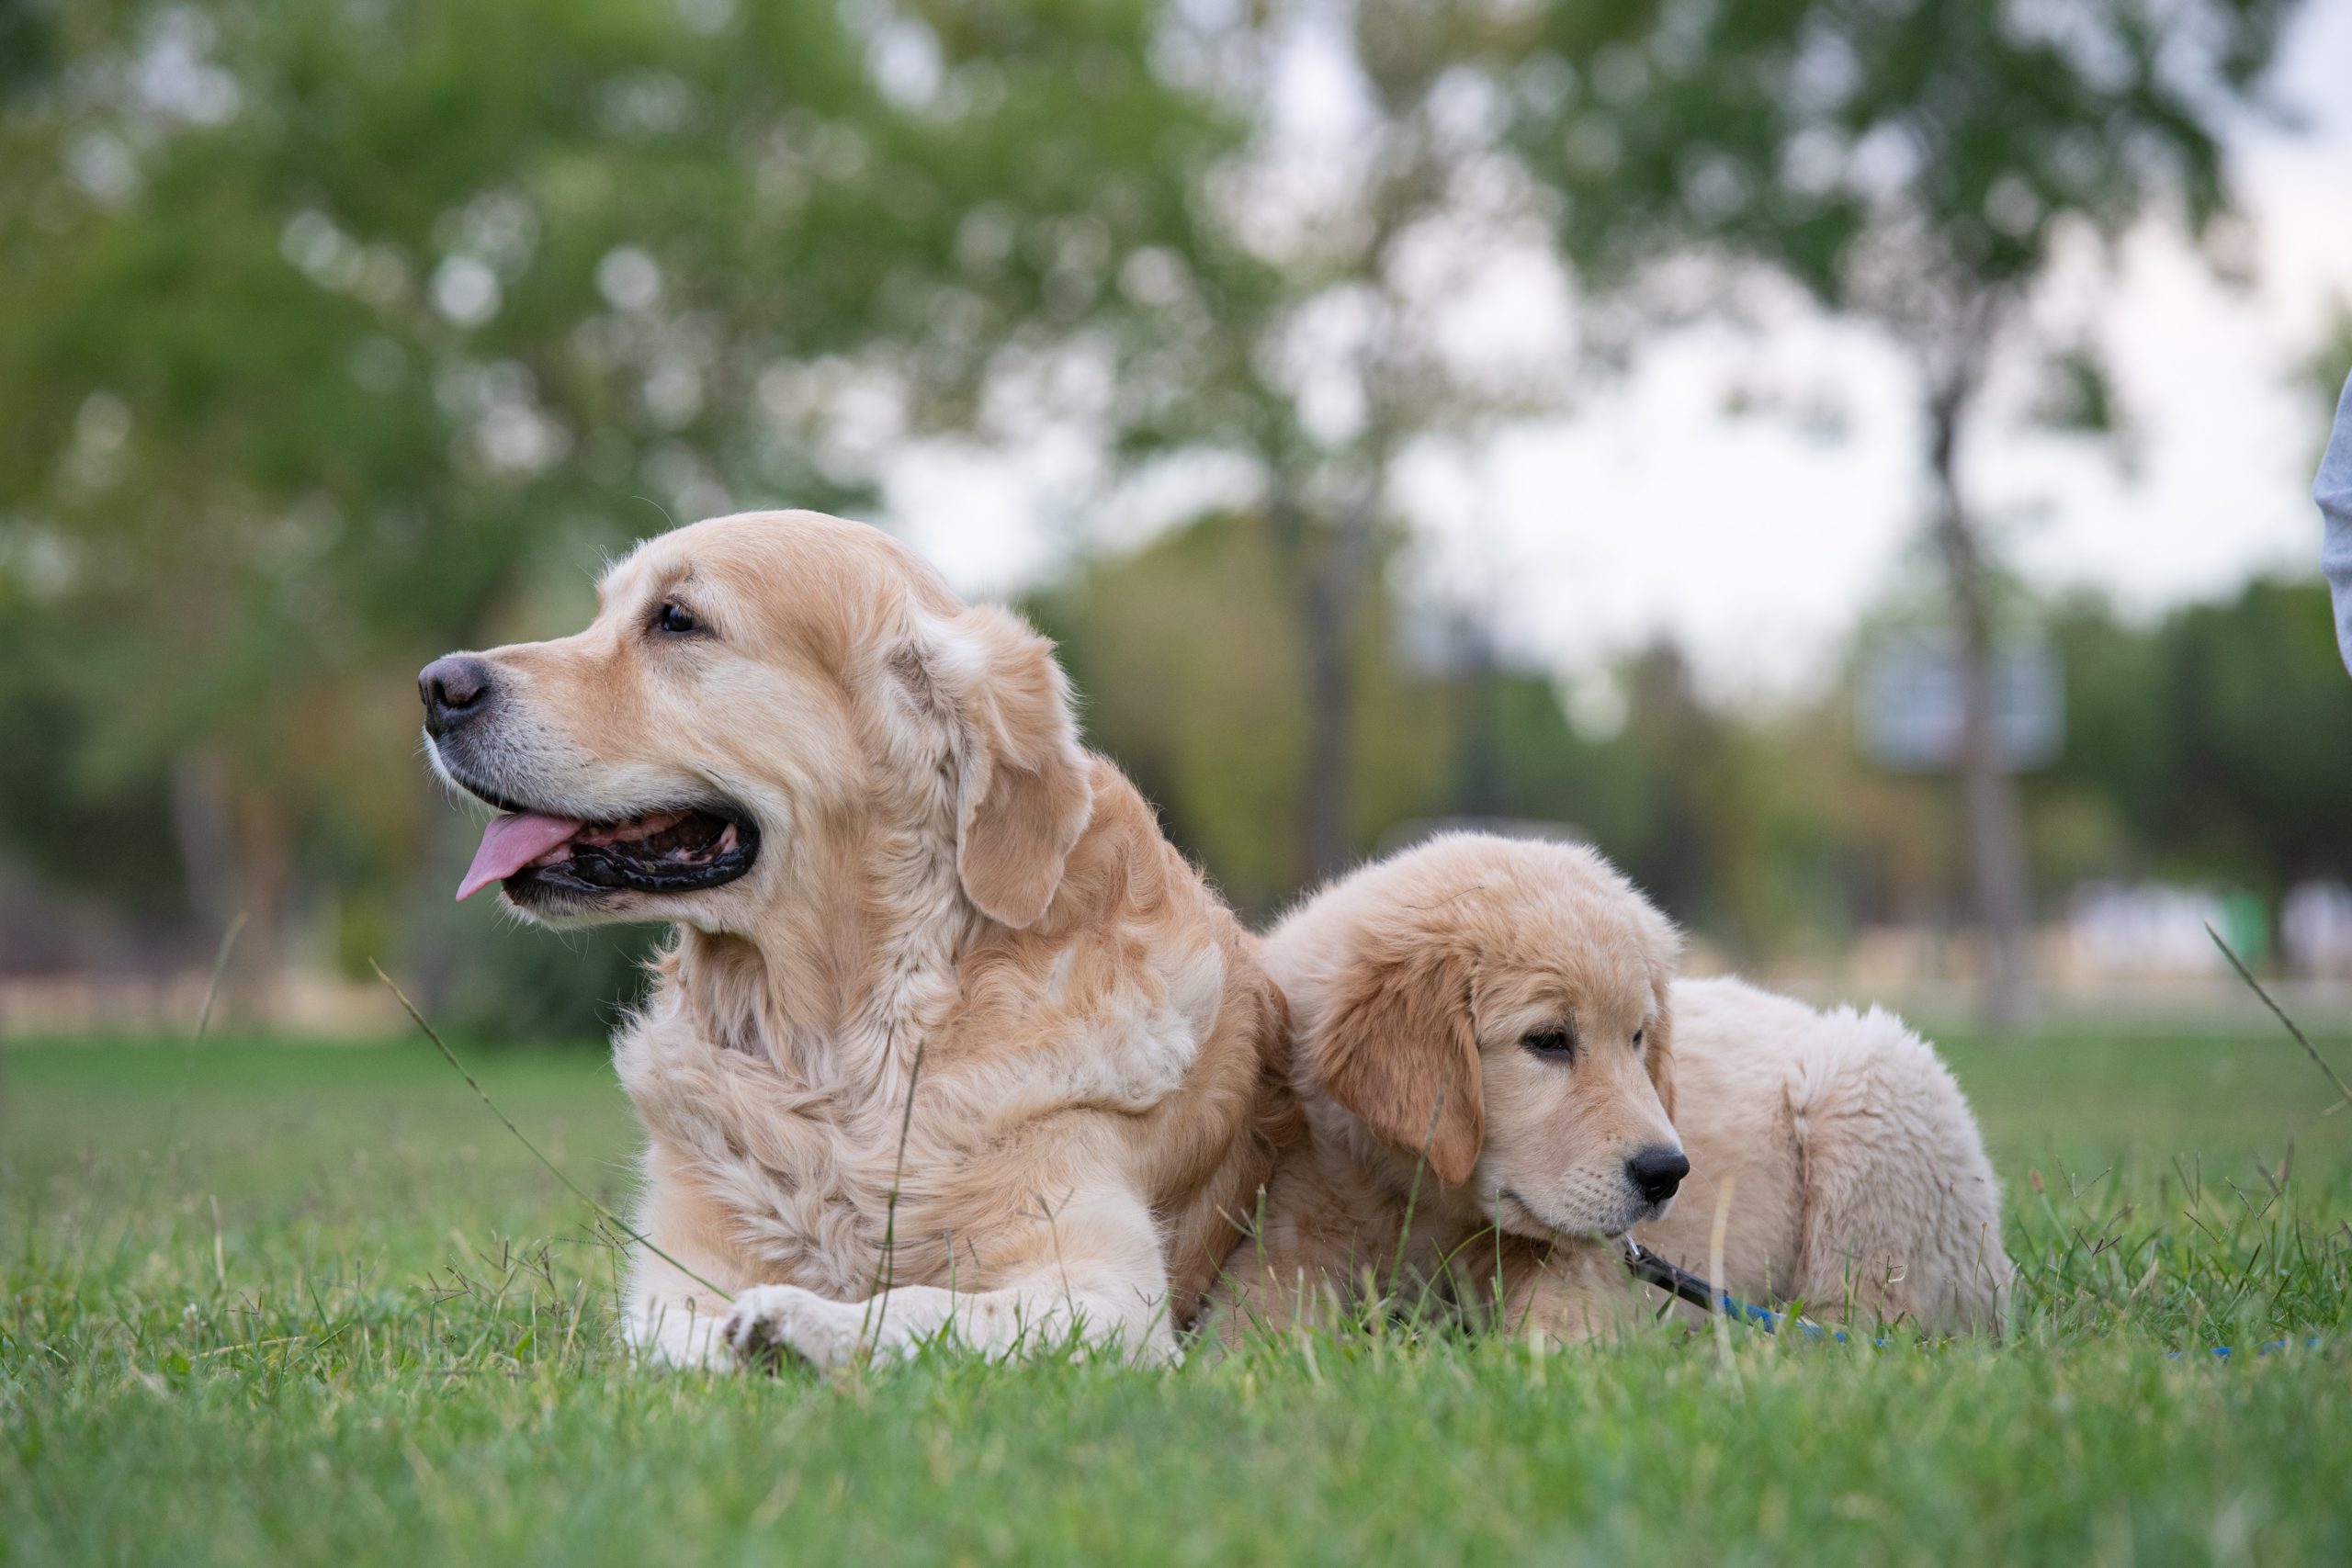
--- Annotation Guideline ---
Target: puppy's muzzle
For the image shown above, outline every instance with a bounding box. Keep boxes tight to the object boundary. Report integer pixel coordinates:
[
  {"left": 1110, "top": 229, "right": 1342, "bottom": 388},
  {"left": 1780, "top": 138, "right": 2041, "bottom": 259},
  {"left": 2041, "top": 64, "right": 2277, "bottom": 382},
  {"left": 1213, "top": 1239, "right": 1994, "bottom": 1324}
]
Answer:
[{"left": 1624, "top": 1145, "right": 1690, "bottom": 1205}]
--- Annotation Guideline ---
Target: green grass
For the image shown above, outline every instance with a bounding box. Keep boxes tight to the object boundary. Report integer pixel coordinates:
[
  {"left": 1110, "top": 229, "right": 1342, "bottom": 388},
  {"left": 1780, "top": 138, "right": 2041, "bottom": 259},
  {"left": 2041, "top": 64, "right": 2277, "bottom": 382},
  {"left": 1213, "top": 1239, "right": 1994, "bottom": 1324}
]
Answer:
[{"left": 4, "top": 1022, "right": 2349, "bottom": 1566}]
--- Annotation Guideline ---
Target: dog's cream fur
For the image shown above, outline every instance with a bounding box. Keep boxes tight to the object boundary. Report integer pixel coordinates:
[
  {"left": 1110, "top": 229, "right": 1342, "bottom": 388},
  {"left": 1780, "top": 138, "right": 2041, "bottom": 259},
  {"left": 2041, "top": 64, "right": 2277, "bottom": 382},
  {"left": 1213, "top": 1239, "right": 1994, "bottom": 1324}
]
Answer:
[
  {"left": 1217, "top": 833, "right": 2012, "bottom": 1339},
  {"left": 1635, "top": 976, "right": 2012, "bottom": 1330},
  {"left": 429, "top": 512, "right": 1288, "bottom": 1369}
]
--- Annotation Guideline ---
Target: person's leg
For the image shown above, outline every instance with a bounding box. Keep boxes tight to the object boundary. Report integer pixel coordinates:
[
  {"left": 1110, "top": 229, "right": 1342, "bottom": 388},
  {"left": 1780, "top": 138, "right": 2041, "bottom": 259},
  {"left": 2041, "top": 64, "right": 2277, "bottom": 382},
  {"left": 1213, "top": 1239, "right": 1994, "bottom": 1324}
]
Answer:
[{"left": 2315, "top": 369, "right": 2352, "bottom": 672}]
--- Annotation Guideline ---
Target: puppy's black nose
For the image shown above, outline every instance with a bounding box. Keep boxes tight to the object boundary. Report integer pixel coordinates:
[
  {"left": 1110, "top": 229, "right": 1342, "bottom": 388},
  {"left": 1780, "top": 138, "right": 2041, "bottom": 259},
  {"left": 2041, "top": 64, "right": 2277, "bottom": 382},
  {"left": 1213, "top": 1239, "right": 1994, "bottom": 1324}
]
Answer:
[
  {"left": 1626, "top": 1145, "right": 1690, "bottom": 1204},
  {"left": 419, "top": 655, "right": 494, "bottom": 738}
]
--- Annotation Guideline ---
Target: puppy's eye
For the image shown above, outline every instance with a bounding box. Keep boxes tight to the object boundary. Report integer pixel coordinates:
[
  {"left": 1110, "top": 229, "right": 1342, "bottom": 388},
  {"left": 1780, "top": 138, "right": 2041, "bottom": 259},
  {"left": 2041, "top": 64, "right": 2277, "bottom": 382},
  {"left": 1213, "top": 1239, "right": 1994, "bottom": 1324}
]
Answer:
[
  {"left": 654, "top": 602, "right": 701, "bottom": 637},
  {"left": 1634, "top": 1028, "right": 1645, "bottom": 1049},
  {"left": 1521, "top": 1029, "right": 1576, "bottom": 1060}
]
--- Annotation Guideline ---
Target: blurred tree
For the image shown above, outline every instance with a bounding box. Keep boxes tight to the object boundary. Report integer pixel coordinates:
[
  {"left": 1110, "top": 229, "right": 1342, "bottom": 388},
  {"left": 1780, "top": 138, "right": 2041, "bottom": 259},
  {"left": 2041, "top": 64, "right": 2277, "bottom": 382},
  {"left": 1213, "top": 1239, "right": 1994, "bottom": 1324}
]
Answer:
[
  {"left": 0, "top": 0, "right": 56, "bottom": 106},
  {"left": 1503, "top": 0, "right": 2298, "bottom": 1026},
  {"left": 0, "top": 0, "right": 1230, "bottom": 1026},
  {"left": 2151, "top": 580, "right": 2352, "bottom": 886},
  {"left": 5, "top": 0, "right": 2339, "bottom": 1034},
  {"left": 1107, "top": 0, "right": 1568, "bottom": 884},
  {"left": 2039, "top": 581, "right": 2352, "bottom": 895},
  {"left": 1038, "top": 515, "right": 1875, "bottom": 958},
  {"left": 1032, "top": 512, "right": 1455, "bottom": 915},
  {"left": 2039, "top": 592, "right": 2177, "bottom": 878},
  {"left": 1594, "top": 644, "right": 1862, "bottom": 955}
]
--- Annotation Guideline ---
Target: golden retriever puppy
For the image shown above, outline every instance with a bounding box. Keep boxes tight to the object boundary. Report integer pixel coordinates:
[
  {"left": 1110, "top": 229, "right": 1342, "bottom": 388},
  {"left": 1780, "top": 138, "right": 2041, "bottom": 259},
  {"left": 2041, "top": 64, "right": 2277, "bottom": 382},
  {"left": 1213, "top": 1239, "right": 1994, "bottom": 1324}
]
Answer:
[
  {"left": 1218, "top": 832, "right": 2013, "bottom": 1340},
  {"left": 417, "top": 511, "right": 1288, "bottom": 1369},
  {"left": 1208, "top": 832, "right": 1686, "bottom": 1341},
  {"left": 1633, "top": 976, "right": 2012, "bottom": 1332}
]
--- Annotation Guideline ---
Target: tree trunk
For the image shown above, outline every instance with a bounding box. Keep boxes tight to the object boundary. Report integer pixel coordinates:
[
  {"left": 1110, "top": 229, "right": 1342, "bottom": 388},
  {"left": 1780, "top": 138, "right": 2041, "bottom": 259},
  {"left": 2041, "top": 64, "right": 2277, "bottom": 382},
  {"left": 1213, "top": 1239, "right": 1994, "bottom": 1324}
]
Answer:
[{"left": 1928, "top": 382, "right": 2035, "bottom": 1032}]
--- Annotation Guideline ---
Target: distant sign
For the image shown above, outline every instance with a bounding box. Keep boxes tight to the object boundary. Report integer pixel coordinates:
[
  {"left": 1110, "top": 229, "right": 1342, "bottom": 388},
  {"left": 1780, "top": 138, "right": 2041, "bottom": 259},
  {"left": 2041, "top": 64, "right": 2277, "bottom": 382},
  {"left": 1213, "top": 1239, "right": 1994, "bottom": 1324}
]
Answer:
[{"left": 1858, "top": 637, "right": 2063, "bottom": 773}]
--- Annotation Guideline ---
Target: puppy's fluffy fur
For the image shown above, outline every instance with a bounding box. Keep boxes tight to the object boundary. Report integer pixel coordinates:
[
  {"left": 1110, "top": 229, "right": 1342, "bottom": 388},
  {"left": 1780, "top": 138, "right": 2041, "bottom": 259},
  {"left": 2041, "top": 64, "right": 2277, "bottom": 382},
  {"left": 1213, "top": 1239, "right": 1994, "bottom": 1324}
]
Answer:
[
  {"left": 1217, "top": 833, "right": 2012, "bottom": 1339},
  {"left": 426, "top": 512, "right": 1289, "bottom": 1368},
  {"left": 1208, "top": 833, "right": 1685, "bottom": 1339},
  {"left": 1637, "top": 976, "right": 2012, "bottom": 1331}
]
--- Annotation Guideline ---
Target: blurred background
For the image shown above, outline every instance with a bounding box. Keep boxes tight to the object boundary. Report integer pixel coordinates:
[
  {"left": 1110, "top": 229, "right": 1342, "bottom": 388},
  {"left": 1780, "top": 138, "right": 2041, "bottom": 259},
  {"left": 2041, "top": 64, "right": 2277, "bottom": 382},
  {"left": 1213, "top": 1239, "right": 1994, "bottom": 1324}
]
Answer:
[{"left": 1, "top": 0, "right": 2348, "bottom": 1044}]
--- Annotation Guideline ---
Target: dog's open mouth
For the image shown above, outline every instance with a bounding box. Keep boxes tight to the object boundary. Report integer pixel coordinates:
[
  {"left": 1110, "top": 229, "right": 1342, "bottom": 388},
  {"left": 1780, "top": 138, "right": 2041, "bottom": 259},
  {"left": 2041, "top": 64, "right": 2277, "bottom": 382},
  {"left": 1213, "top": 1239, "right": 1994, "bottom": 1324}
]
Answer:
[{"left": 456, "top": 805, "right": 759, "bottom": 902}]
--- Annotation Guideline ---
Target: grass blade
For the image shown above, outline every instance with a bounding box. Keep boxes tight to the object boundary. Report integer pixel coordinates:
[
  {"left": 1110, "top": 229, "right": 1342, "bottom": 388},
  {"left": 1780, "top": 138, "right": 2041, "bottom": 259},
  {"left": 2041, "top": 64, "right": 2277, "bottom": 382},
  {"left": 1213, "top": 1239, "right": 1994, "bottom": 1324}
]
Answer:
[
  {"left": 369, "top": 959, "right": 729, "bottom": 1301},
  {"left": 2208, "top": 924, "right": 2352, "bottom": 1116}
]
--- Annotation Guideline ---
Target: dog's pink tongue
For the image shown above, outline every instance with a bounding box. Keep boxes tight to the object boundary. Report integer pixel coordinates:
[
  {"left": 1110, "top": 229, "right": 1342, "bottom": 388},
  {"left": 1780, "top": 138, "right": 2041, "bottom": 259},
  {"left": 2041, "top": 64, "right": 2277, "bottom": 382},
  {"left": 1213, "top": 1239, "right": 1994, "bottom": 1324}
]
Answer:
[{"left": 457, "top": 813, "right": 583, "bottom": 901}]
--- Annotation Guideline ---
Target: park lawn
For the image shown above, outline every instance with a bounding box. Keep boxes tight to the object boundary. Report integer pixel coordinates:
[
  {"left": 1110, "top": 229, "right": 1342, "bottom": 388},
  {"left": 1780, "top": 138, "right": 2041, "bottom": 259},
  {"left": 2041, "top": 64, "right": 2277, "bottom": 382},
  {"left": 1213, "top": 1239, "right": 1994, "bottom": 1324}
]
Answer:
[{"left": 2, "top": 1021, "right": 2348, "bottom": 1566}]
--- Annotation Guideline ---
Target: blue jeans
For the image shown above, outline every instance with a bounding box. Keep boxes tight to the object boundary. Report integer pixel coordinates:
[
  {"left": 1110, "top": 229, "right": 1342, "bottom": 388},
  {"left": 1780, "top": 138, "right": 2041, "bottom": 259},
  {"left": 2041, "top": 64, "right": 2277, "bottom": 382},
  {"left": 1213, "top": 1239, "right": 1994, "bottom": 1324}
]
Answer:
[{"left": 2322, "top": 369, "right": 2352, "bottom": 672}]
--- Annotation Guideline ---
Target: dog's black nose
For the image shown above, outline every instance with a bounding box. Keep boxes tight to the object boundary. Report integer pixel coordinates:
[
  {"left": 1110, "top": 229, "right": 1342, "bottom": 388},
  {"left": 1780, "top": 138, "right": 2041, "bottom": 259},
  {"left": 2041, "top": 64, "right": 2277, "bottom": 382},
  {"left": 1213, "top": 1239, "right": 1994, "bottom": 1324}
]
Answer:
[
  {"left": 419, "top": 656, "right": 494, "bottom": 737},
  {"left": 1626, "top": 1145, "right": 1690, "bottom": 1204}
]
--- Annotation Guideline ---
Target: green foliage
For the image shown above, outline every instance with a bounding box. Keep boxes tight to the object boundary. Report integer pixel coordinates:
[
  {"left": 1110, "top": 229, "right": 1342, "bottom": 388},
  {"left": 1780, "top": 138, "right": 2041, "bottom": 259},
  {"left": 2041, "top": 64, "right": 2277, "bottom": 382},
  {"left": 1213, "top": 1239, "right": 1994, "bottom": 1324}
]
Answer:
[
  {"left": 3, "top": 1032, "right": 2347, "bottom": 1563},
  {"left": 0, "top": 0, "right": 2336, "bottom": 1027},
  {"left": 0, "top": 0, "right": 1234, "bottom": 1005},
  {"left": 1035, "top": 514, "right": 1843, "bottom": 933},
  {"left": 2165, "top": 581, "right": 2352, "bottom": 881},
  {"left": 1502, "top": 0, "right": 2301, "bottom": 1021},
  {"left": 2042, "top": 579, "right": 2352, "bottom": 890},
  {"left": 1506, "top": 0, "right": 2290, "bottom": 309},
  {"left": 1036, "top": 500, "right": 2352, "bottom": 955}
]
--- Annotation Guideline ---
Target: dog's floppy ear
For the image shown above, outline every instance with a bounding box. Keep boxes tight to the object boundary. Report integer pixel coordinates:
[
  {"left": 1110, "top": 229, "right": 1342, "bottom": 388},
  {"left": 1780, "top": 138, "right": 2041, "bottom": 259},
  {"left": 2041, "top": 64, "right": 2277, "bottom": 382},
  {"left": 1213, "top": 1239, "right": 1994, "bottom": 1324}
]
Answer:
[
  {"left": 909, "top": 605, "right": 1094, "bottom": 929},
  {"left": 1309, "top": 942, "right": 1483, "bottom": 1187},
  {"left": 1644, "top": 973, "right": 1676, "bottom": 1123},
  {"left": 1635, "top": 898, "right": 1682, "bottom": 1123}
]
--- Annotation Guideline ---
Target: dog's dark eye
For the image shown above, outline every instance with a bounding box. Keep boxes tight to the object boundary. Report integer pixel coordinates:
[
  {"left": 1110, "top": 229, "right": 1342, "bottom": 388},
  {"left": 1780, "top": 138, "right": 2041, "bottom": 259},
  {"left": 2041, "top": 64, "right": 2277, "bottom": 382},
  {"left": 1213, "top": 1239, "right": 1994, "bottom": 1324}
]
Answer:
[
  {"left": 1522, "top": 1029, "right": 1576, "bottom": 1060},
  {"left": 654, "top": 602, "right": 701, "bottom": 637},
  {"left": 1634, "top": 1028, "right": 1645, "bottom": 1049}
]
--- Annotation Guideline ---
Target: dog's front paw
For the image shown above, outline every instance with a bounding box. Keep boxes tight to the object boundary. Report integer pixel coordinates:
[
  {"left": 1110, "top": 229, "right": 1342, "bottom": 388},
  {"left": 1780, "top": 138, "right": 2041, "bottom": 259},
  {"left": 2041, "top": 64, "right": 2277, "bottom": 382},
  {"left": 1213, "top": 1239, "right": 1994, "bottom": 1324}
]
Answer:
[{"left": 721, "top": 1283, "right": 864, "bottom": 1371}]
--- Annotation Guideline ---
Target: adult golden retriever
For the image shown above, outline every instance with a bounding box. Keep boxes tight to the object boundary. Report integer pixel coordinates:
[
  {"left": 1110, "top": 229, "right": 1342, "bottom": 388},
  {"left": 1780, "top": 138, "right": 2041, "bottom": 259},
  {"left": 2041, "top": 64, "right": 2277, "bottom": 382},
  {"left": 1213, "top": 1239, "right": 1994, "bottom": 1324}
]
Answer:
[
  {"left": 418, "top": 511, "right": 1286, "bottom": 1368},
  {"left": 1215, "top": 833, "right": 2010, "bottom": 1339}
]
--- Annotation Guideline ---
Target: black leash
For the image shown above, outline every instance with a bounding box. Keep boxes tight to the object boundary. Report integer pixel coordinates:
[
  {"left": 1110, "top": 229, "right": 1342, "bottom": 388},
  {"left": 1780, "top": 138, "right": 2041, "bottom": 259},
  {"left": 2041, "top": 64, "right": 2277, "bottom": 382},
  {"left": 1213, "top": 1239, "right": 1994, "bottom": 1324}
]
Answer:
[
  {"left": 1620, "top": 1238, "right": 1724, "bottom": 1314},
  {"left": 1619, "top": 1238, "right": 1841, "bottom": 1338}
]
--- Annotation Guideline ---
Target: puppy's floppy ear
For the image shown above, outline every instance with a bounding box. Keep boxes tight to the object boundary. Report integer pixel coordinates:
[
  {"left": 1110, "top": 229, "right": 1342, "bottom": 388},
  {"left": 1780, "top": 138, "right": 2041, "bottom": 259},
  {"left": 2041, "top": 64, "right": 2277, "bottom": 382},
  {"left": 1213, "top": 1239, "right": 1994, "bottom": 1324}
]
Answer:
[
  {"left": 1635, "top": 899, "right": 1683, "bottom": 1123},
  {"left": 1644, "top": 974, "right": 1676, "bottom": 1123},
  {"left": 1308, "top": 942, "right": 1483, "bottom": 1187},
  {"left": 908, "top": 605, "right": 1094, "bottom": 929}
]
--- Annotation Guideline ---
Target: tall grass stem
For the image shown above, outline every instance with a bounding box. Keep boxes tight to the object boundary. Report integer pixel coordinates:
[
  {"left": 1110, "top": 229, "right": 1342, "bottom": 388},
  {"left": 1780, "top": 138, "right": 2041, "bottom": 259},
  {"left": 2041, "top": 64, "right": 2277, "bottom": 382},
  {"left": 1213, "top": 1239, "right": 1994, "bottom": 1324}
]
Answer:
[
  {"left": 369, "top": 960, "right": 729, "bottom": 1300},
  {"left": 2207, "top": 924, "right": 2352, "bottom": 1115}
]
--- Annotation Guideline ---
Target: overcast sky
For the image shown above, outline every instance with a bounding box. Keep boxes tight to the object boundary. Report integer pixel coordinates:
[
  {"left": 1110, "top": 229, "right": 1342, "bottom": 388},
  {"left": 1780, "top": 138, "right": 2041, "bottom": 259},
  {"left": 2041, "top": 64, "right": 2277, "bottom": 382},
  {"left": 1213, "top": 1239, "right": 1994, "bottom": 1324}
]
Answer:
[{"left": 883, "top": 0, "right": 2352, "bottom": 702}]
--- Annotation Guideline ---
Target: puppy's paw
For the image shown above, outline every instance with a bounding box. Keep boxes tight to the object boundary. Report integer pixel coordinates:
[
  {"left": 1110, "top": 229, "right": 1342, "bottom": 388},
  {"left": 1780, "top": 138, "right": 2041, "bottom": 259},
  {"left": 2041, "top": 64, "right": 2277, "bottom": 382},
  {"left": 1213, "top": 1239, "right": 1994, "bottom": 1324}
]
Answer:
[{"left": 721, "top": 1283, "right": 864, "bottom": 1371}]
